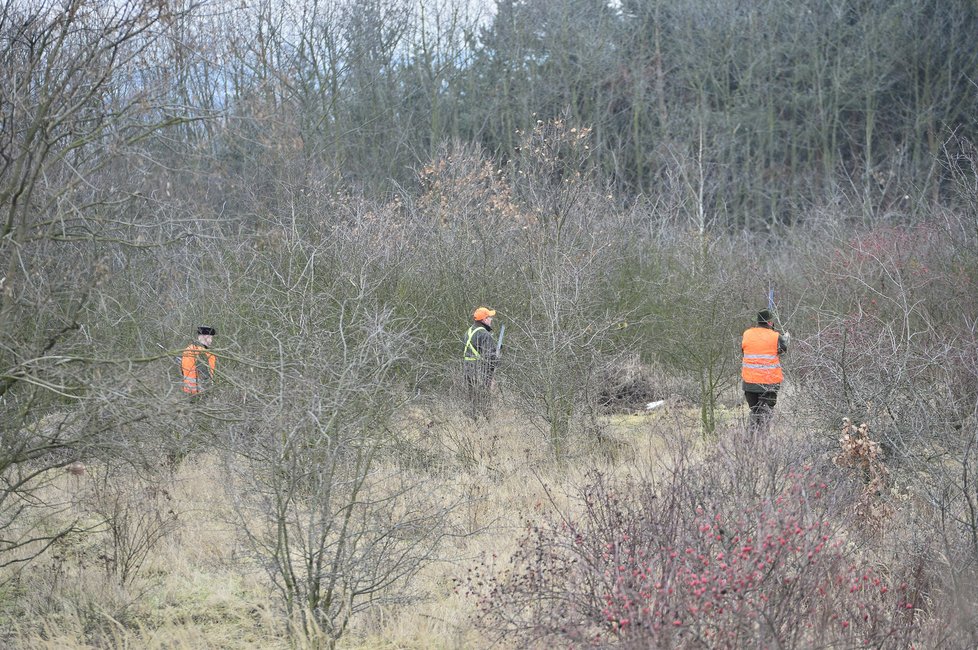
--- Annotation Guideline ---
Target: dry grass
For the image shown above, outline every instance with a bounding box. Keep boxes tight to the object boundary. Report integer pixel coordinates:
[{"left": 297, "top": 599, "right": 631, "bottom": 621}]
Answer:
[
  {"left": 1, "top": 397, "right": 899, "bottom": 649},
  {"left": 339, "top": 401, "right": 713, "bottom": 648},
  {"left": 0, "top": 453, "right": 287, "bottom": 649}
]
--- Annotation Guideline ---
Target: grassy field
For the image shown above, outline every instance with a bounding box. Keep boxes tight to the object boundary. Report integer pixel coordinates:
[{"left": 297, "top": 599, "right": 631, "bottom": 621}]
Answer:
[
  {"left": 0, "top": 397, "right": 730, "bottom": 649},
  {"left": 4, "top": 393, "right": 964, "bottom": 648}
]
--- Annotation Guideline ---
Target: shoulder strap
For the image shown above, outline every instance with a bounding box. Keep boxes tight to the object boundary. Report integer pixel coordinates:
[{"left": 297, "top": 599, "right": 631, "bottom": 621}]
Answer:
[{"left": 464, "top": 326, "right": 486, "bottom": 361}]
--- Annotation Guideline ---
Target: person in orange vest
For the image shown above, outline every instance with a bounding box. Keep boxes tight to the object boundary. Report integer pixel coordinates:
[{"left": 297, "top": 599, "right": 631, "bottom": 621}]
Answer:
[
  {"left": 463, "top": 307, "right": 500, "bottom": 421},
  {"left": 741, "top": 309, "right": 789, "bottom": 433},
  {"left": 181, "top": 326, "right": 217, "bottom": 395}
]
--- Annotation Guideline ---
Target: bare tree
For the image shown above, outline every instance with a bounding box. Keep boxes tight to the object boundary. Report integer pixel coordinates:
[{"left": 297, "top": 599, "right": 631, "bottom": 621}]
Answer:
[
  {"left": 502, "top": 120, "right": 634, "bottom": 454},
  {"left": 0, "top": 0, "right": 199, "bottom": 567},
  {"left": 219, "top": 217, "right": 456, "bottom": 645}
]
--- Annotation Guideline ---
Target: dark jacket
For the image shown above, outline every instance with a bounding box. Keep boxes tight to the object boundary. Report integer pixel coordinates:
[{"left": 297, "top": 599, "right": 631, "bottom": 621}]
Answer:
[{"left": 463, "top": 321, "right": 499, "bottom": 383}]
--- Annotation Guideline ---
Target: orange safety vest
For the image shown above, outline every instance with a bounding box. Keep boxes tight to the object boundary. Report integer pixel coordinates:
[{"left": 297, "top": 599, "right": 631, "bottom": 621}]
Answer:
[
  {"left": 741, "top": 327, "right": 783, "bottom": 385},
  {"left": 181, "top": 343, "right": 216, "bottom": 394}
]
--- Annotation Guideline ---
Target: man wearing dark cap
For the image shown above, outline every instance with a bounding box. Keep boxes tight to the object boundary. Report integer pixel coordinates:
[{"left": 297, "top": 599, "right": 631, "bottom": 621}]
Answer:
[
  {"left": 463, "top": 307, "right": 500, "bottom": 421},
  {"left": 181, "top": 326, "right": 217, "bottom": 395},
  {"left": 741, "top": 309, "right": 789, "bottom": 433}
]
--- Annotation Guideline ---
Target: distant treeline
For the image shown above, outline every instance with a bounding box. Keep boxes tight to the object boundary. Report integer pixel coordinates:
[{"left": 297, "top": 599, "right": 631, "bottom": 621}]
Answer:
[{"left": 119, "top": 0, "right": 978, "bottom": 228}]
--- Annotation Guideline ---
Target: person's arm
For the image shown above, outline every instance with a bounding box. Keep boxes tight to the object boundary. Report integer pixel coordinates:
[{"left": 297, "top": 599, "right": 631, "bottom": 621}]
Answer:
[
  {"left": 778, "top": 332, "right": 789, "bottom": 355},
  {"left": 476, "top": 330, "right": 498, "bottom": 371},
  {"left": 488, "top": 338, "right": 499, "bottom": 374}
]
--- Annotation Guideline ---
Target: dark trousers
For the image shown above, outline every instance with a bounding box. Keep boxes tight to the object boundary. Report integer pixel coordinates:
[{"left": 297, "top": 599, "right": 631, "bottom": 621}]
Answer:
[
  {"left": 745, "top": 390, "right": 778, "bottom": 433},
  {"left": 464, "top": 362, "right": 493, "bottom": 421}
]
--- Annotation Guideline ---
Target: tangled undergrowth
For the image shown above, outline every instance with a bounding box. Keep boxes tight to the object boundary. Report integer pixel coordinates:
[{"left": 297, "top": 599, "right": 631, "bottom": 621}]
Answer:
[{"left": 464, "top": 426, "right": 925, "bottom": 648}]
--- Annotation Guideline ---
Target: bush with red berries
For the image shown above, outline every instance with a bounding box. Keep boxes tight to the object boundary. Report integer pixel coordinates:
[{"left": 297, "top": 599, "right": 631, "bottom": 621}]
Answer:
[{"left": 466, "top": 459, "right": 918, "bottom": 648}]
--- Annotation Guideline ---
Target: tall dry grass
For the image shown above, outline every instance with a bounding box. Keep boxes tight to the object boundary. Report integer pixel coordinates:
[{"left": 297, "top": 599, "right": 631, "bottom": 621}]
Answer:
[
  {"left": 3, "top": 394, "right": 975, "bottom": 648},
  {"left": 0, "top": 393, "right": 704, "bottom": 648}
]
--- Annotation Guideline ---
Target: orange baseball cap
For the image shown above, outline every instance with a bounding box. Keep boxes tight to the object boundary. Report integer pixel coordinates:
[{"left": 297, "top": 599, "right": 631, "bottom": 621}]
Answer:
[{"left": 473, "top": 307, "right": 496, "bottom": 321}]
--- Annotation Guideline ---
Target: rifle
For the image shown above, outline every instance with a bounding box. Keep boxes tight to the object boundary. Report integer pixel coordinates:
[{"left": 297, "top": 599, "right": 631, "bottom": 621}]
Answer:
[
  {"left": 768, "top": 286, "right": 786, "bottom": 332},
  {"left": 768, "top": 286, "right": 791, "bottom": 354},
  {"left": 493, "top": 323, "right": 505, "bottom": 398},
  {"left": 158, "top": 342, "right": 181, "bottom": 365}
]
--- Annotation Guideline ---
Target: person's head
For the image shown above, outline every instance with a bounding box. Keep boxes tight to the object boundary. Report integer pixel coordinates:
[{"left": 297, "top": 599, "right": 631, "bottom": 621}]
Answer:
[
  {"left": 756, "top": 309, "right": 774, "bottom": 328},
  {"left": 197, "top": 326, "right": 216, "bottom": 347},
  {"left": 473, "top": 307, "right": 496, "bottom": 325}
]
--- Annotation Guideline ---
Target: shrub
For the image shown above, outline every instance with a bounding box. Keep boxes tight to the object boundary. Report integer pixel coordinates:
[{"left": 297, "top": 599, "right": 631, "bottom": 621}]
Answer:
[
  {"left": 467, "top": 466, "right": 918, "bottom": 648},
  {"left": 597, "top": 354, "right": 659, "bottom": 413}
]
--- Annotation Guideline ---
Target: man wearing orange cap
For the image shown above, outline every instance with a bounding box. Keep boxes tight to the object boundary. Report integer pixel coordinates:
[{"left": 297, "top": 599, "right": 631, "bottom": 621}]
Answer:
[{"left": 463, "top": 307, "right": 500, "bottom": 420}]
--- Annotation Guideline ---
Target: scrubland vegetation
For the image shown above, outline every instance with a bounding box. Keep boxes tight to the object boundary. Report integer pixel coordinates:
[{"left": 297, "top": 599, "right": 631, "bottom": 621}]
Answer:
[{"left": 3, "top": 0, "right": 978, "bottom": 647}]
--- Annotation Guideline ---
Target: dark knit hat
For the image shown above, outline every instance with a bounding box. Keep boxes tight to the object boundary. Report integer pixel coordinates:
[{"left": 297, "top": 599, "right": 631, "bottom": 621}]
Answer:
[
  {"left": 757, "top": 309, "right": 773, "bottom": 326},
  {"left": 197, "top": 326, "right": 216, "bottom": 336}
]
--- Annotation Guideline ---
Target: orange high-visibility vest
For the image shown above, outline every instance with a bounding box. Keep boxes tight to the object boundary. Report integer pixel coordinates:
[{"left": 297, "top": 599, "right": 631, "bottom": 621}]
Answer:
[
  {"left": 181, "top": 343, "right": 216, "bottom": 394},
  {"left": 741, "top": 327, "right": 782, "bottom": 385}
]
